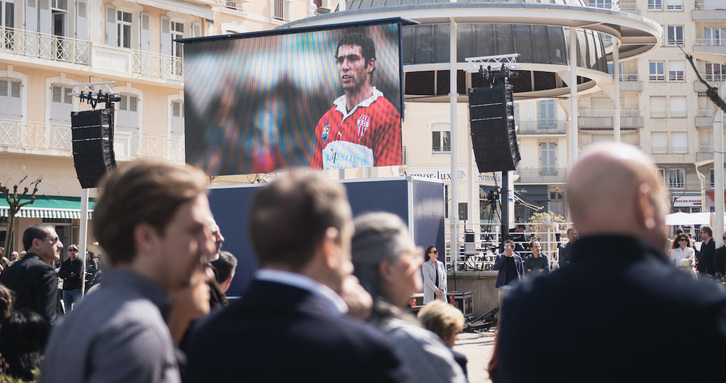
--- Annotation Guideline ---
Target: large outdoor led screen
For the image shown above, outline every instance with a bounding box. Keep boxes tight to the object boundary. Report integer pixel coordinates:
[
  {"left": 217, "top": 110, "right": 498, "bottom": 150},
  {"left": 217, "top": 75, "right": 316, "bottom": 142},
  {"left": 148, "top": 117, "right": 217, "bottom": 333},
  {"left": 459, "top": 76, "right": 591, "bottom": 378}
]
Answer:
[{"left": 183, "top": 20, "right": 403, "bottom": 176}]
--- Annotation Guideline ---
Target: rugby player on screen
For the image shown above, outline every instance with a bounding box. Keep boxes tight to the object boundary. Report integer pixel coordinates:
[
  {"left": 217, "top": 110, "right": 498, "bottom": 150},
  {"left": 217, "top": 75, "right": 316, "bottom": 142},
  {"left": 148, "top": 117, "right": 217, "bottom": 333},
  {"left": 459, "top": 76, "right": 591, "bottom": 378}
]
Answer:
[{"left": 311, "top": 32, "right": 402, "bottom": 170}]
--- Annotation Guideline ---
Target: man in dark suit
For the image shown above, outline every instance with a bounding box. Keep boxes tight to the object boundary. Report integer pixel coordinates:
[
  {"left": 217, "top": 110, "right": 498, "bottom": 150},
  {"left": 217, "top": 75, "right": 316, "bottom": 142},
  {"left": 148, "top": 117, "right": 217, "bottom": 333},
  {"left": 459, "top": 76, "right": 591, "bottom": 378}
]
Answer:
[
  {"left": 187, "top": 171, "right": 406, "bottom": 382},
  {"left": 698, "top": 225, "right": 716, "bottom": 277},
  {"left": 497, "top": 143, "right": 726, "bottom": 382},
  {"left": 493, "top": 239, "right": 524, "bottom": 289},
  {"left": 714, "top": 233, "right": 726, "bottom": 280},
  {"left": 0, "top": 224, "right": 63, "bottom": 325},
  {"left": 558, "top": 228, "right": 577, "bottom": 268}
]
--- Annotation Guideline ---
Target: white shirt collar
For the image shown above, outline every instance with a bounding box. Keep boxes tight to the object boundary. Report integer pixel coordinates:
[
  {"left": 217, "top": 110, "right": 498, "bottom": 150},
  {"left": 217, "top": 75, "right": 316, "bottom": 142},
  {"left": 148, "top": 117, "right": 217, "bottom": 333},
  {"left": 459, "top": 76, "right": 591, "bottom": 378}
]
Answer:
[
  {"left": 333, "top": 87, "right": 384, "bottom": 119},
  {"left": 255, "top": 269, "right": 349, "bottom": 316}
]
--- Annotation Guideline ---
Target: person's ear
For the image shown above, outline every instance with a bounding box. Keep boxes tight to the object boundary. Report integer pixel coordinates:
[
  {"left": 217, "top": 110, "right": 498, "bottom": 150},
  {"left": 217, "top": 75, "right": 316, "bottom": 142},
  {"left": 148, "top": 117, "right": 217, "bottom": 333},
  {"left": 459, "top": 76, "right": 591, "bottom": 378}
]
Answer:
[
  {"left": 378, "top": 259, "right": 395, "bottom": 283},
  {"left": 636, "top": 183, "right": 656, "bottom": 230},
  {"left": 366, "top": 58, "right": 376, "bottom": 74},
  {"left": 320, "top": 227, "right": 341, "bottom": 270},
  {"left": 133, "top": 223, "right": 160, "bottom": 256}
]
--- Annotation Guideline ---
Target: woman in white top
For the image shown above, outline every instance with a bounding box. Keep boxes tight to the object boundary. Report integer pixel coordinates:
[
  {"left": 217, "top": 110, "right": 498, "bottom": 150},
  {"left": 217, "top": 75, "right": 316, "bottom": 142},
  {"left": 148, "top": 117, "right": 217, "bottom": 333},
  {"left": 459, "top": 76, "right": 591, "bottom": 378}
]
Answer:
[
  {"left": 422, "top": 246, "right": 447, "bottom": 304},
  {"left": 670, "top": 233, "right": 697, "bottom": 278}
]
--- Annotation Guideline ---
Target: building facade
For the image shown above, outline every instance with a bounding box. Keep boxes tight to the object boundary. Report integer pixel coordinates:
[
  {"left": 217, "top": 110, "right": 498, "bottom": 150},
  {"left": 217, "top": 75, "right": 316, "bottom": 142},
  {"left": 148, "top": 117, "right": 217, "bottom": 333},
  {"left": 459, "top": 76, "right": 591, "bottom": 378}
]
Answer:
[
  {"left": 0, "top": 0, "right": 317, "bottom": 253},
  {"left": 581, "top": 0, "right": 726, "bottom": 214}
]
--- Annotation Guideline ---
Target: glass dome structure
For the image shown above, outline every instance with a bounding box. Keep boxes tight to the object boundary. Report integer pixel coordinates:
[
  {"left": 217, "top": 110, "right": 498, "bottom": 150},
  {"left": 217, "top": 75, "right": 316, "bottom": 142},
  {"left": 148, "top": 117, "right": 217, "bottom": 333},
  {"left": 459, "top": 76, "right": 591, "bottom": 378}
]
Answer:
[{"left": 285, "top": 0, "right": 662, "bottom": 100}]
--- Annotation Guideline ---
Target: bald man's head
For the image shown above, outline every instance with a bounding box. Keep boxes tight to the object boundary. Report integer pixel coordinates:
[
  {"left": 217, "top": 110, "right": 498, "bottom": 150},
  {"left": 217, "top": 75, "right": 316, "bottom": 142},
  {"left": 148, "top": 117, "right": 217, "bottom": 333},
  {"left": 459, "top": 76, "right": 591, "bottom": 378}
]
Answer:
[{"left": 567, "top": 143, "right": 669, "bottom": 248}]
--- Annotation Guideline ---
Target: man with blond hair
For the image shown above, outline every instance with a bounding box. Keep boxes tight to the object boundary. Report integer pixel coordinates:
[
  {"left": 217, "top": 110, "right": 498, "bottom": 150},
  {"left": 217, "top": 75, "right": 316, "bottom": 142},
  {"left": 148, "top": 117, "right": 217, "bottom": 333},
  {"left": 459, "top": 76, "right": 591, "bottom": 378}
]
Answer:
[
  {"left": 41, "top": 159, "right": 216, "bottom": 383},
  {"left": 497, "top": 143, "right": 726, "bottom": 382}
]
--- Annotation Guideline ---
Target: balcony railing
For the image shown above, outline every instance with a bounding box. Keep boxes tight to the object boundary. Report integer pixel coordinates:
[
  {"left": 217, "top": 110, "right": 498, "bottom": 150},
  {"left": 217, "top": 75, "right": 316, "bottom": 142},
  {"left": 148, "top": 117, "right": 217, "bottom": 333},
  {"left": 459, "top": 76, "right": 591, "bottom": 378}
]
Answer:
[
  {"left": 0, "top": 26, "right": 89, "bottom": 65},
  {"left": 0, "top": 118, "right": 72, "bottom": 151},
  {"left": 694, "top": 39, "right": 726, "bottom": 47},
  {"left": 514, "top": 167, "right": 567, "bottom": 184},
  {"left": 0, "top": 118, "right": 184, "bottom": 162},
  {"left": 517, "top": 120, "right": 566, "bottom": 134},
  {"left": 132, "top": 50, "right": 183, "bottom": 80},
  {"left": 704, "top": 73, "right": 726, "bottom": 82},
  {"left": 578, "top": 110, "right": 641, "bottom": 117},
  {"left": 619, "top": 73, "right": 640, "bottom": 81}
]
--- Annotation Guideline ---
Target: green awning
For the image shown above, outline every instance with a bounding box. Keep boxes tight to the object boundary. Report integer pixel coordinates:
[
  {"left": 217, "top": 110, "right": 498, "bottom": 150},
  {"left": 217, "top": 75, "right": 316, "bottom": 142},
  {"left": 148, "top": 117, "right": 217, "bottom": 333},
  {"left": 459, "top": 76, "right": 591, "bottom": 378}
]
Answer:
[{"left": 0, "top": 195, "right": 95, "bottom": 219}]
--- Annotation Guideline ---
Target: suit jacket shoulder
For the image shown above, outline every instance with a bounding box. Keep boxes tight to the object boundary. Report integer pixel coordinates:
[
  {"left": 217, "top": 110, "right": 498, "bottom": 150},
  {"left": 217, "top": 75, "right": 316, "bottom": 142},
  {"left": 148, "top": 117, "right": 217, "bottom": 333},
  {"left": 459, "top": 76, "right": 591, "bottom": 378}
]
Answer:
[{"left": 187, "top": 280, "right": 406, "bottom": 383}]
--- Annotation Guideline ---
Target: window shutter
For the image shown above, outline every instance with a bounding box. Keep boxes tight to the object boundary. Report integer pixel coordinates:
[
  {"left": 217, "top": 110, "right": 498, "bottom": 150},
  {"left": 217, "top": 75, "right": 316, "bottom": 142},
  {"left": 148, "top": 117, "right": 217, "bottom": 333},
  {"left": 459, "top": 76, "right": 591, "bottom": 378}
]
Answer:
[
  {"left": 26, "top": 0, "right": 38, "bottom": 32},
  {"left": 38, "top": 0, "right": 50, "bottom": 35},
  {"left": 140, "top": 12, "right": 150, "bottom": 51},
  {"left": 192, "top": 22, "right": 201, "bottom": 38},
  {"left": 76, "top": 0, "right": 87, "bottom": 40},
  {"left": 105, "top": 4, "right": 117, "bottom": 45},
  {"left": 160, "top": 15, "right": 171, "bottom": 56}
]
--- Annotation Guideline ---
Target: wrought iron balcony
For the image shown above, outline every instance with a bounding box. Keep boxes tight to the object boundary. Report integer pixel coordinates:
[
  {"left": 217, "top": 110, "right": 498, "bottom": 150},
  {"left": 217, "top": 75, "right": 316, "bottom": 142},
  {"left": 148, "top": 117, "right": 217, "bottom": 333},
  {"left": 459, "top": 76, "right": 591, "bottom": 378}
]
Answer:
[{"left": 0, "top": 26, "right": 89, "bottom": 65}]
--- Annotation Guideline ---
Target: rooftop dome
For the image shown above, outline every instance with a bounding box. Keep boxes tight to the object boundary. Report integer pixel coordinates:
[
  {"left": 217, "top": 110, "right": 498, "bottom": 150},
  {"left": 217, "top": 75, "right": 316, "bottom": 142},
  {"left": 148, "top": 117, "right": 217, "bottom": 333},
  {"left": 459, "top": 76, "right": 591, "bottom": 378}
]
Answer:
[{"left": 286, "top": 0, "right": 661, "bottom": 100}]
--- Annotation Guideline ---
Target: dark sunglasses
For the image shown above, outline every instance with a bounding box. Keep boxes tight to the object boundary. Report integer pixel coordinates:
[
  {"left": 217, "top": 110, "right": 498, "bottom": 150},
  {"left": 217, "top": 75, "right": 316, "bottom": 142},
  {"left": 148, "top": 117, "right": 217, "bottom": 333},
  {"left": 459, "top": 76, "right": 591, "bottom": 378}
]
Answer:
[{"left": 430, "top": 250, "right": 438, "bottom": 254}]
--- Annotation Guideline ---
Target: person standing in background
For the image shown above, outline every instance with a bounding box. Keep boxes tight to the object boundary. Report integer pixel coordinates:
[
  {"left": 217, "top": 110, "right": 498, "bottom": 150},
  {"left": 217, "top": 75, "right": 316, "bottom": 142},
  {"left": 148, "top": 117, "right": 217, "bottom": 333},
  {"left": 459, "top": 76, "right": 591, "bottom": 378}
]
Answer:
[
  {"left": 59, "top": 244, "right": 83, "bottom": 312},
  {"left": 423, "top": 246, "right": 447, "bottom": 303}
]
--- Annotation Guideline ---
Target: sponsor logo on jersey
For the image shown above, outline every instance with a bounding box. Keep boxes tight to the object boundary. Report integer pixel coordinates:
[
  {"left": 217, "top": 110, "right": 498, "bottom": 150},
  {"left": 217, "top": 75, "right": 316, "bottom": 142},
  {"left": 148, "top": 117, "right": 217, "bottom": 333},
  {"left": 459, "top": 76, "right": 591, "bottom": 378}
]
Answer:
[
  {"left": 357, "top": 115, "right": 370, "bottom": 140},
  {"left": 322, "top": 121, "right": 330, "bottom": 142}
]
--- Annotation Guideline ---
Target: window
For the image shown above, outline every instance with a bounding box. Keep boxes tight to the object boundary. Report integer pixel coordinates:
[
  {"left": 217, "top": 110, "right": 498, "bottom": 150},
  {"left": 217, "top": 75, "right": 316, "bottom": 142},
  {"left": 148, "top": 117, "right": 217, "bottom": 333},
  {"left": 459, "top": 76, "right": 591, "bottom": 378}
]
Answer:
[
  {"left": 649, "top": 61, "right": 664, "bottom": 81},
  {"left": 651, "top": 132, "right": 667, "bottom": 153},
  {"left": 671, "top": 132, "right": 688, "bottom": 153},
  {"left": 432, "top": 123, "right": 450, "bottom": 153},
  {"left": 540, "top": 142, "right": 556, "bottom": 175},
  {"left": 668, "top": 61, "right": 685, "bottom": 81},
  {"left": 1, "top": 1, "right": 15, "bottom": 50},
  {"left": 669, "top": 168, "right": 685, "bottom": 189},
  {"left": 538, "top": 99, "right": 556, "bottom": 129},
  {"left": 706, "top": 62, "right": 725, "bottom": 81},
  {"left": 665, "top": 0, "right": 682, "bottom": 10},
  {"left": 708, "top": 169, "right": 725, "bottom": 189},
  {"left": 666, "top": 25, "right": 684, "bottom": 46},
  {"left": 50, "top": 84, "right": 72, "bottom": 125},
  {"left": 116, "top": 11, "right": 131, "bottom": 48},
  {"left": 106, "top": 5, "right": 136, "bottom": 49},
  {"left": 670, "top": 96, "right": 687, "bottom": 118},
  {"left": 588, "top": 0, "right": 611, "bottom": 8},
  {"left": 658, "top": 168, "right": 666, "bottom": 185},
  {"left": 648, "top": 0, "right": 662, "bottom": 10},
  {"left": 170, "top": 100, "right": 184, "bottom": 136},
  {"left": 51, "top": 0, "right": 67, "bottom": 37},
  {"left": 650, "top": 96, "right": 667, "bottom": 118},
  {"left": 704, "top": 27, "right": 726, "bottom": 46},
  {"left": 607, "top": 62, "right": 625, "bottom": 79},
  {"left": 0, "top": 78, "right": 21, "bottom": 119},
  {"left": 116, "top": 93, "right": 139, "bottom": 130},
  {"left": 273, "top": 0, "right": 286, "bottom": 21}
]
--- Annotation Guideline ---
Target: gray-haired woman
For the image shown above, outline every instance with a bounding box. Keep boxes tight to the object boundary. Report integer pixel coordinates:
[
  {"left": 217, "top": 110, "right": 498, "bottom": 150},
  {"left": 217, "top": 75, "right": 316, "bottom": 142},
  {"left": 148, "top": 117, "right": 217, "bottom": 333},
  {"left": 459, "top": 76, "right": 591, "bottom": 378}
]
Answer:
[{"left": 352, "top": 212, "right": 467, "bottom": 383}]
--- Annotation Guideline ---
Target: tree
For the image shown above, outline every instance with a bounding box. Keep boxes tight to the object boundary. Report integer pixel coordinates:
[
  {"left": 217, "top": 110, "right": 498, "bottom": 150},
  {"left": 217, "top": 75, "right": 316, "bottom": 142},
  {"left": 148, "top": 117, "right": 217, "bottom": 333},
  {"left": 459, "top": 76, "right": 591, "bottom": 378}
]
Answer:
[
  {"left": 528, "top": 211, "right": 568, "bottom": 233},
  {"left": 0, "top": 176, "right": 42, "bottom": 254}
]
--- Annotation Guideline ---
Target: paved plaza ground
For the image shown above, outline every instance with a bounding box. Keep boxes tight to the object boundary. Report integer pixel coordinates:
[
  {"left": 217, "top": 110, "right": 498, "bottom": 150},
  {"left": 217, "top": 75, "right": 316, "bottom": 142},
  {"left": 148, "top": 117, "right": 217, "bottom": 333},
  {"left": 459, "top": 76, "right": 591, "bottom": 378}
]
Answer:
[{"left": 454, "top": 330, "right": 496, "bottom": 383}]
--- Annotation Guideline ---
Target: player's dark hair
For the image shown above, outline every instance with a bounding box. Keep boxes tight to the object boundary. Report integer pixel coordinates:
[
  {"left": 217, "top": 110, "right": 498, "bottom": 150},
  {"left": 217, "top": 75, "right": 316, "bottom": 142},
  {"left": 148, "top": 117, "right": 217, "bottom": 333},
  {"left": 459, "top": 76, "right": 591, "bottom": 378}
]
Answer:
[{"left": 336, "top": 32, "right": 376, "bottom": 65}]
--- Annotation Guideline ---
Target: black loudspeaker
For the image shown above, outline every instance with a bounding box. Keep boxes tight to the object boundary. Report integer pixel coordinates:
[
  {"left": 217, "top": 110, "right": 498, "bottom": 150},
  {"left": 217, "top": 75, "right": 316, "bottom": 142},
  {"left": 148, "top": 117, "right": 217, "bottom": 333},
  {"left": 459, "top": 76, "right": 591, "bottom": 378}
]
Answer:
[
  {"left": 458, "top": 202, "right": 468, "bottom": 221},
  {"left": 71, "top": 109, "right": 116, "bottom": 189},
  {"left": 468, "top": 86, "right": 521, "bottom": 172}
]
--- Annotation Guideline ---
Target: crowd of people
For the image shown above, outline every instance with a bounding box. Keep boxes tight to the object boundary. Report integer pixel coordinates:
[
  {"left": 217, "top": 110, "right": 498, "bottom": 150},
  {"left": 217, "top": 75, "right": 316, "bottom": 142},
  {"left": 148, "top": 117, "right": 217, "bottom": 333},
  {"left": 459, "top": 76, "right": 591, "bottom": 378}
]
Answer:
[
  {"left": 3, "top": 141, "right": 726, "bottom": 382},
  {"left": 0, "top": 160, "right": 469, "bottom": 382}
]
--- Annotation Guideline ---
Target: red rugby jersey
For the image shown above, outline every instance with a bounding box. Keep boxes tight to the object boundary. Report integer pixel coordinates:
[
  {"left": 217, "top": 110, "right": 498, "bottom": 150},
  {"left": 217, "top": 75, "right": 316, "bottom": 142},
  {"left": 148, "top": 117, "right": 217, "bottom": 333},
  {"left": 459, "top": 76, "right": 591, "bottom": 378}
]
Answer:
[{"left": 311, "top": 88, "right": 401, "bottom": 169}]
